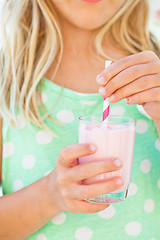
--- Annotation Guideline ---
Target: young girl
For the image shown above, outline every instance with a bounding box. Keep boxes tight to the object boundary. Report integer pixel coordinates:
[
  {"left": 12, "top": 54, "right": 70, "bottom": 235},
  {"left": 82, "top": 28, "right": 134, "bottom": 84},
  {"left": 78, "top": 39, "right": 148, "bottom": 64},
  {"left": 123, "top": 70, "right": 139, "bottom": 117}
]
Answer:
[{"left": 0, "top": 0, "right": 160, "bottom": 239}]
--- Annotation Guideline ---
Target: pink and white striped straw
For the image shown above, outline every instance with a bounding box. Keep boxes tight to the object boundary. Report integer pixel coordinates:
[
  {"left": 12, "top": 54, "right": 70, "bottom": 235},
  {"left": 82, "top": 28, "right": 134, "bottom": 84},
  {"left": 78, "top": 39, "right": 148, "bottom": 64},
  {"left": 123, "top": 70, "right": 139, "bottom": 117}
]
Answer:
[{"left": 102, "top": 60, "right": 112, "bottom": 123}]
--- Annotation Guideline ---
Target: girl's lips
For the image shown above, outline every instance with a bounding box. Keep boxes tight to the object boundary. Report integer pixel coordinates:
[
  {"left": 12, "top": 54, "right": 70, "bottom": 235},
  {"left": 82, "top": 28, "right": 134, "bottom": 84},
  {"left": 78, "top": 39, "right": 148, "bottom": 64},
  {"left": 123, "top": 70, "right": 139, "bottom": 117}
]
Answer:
[{"left": 81, "top": 0, "right": 102, "bottom": 3}]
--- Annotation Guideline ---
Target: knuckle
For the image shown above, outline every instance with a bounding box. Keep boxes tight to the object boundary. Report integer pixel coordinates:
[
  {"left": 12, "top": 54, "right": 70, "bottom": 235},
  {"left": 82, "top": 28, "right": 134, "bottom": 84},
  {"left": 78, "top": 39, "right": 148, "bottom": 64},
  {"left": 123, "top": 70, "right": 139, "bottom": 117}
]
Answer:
[
  {"left": 57, "top": 173, "right": 66, "bottom": 187},
  {"left": 142, "top": 50, "right": 158, "bottom": 60},
  {"left": 61, "top": 187, "right": 70, "bottom": 199},
  {"left": 59, "top": 147, "right": 68, "bottom": 161}
]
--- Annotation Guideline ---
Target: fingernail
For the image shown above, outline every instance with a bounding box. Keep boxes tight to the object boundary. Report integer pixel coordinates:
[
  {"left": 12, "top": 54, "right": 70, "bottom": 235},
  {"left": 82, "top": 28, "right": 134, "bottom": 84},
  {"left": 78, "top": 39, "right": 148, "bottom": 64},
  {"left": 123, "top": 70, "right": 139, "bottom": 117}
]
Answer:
[
  {"left": 96, "top": 75, "right": 105, "bottom": 85},
  {"left": 99, "top": 87, "right": 107, "bottom": 97},
  {"left": 89, "top": 144, "right": 96, "bottom": 152},
  {"left": 126, "top": 97, "right": 132, "bottom": 104},
  {"left": 115, "top": 178, "right": 123, "bottom": 186},
  {"left": 114, "top": 159, "right": 122, "bottom": 167},
  {"left": 108, "top": 94, "right": 115, "bottom": 101}
]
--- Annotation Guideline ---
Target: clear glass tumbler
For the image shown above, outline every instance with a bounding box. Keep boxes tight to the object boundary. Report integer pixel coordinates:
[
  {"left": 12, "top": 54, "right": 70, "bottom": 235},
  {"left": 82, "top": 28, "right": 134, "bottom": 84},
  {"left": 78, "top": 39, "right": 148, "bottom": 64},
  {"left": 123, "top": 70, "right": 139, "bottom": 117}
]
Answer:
[{"left": 78, "top": 115, "right": 136, "bottom": 204}]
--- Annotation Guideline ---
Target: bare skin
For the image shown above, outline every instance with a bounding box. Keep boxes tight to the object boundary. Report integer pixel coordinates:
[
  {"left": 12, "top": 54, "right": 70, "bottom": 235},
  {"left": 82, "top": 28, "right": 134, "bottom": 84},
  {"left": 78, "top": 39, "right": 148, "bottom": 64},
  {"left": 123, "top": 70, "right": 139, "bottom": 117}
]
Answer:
[
  {"left": 46, "top": 0, "right": 160, "bottom": 134},
  {"left": 96, "top": 51, "right": 160, "bottom": 135},
  {"left": 0, "top": 0, "right": 159, "bottom": 239},
  {"left": 0, "top": 0, "right": 128, "bottom": 239},
  {"left": 46, "top": 0, "right": 127, "bottom": 93},
  {"left": 0, "top": 141, "right": 123, "bottom": 240}
]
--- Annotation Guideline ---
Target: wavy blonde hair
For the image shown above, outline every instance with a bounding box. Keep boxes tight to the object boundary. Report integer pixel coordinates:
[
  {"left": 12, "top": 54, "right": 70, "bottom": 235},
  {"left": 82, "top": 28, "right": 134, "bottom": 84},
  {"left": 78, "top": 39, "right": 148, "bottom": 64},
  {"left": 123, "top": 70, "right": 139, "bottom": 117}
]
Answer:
[{"left": 0, "top": 0, "right": 159, "bottom": 133}]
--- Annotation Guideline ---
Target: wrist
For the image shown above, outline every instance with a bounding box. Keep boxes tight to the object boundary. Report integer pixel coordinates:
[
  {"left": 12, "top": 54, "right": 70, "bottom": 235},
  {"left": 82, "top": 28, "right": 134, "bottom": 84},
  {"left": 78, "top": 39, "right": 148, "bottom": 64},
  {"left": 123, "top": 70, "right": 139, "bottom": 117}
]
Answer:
[
  {"left": 44, "top": 173, "right": 62, "bottom": 216},
  {"left": 40, "top": 175, "right": 62, "bottom": 219}
]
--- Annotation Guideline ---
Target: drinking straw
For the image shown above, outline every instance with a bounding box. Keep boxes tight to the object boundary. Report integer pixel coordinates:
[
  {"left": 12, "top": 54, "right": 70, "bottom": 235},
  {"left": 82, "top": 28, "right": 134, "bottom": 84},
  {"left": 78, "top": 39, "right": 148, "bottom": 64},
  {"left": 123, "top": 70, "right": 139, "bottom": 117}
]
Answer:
[{"left": 102, "top": 60, "right": 112, "bottom": 123}]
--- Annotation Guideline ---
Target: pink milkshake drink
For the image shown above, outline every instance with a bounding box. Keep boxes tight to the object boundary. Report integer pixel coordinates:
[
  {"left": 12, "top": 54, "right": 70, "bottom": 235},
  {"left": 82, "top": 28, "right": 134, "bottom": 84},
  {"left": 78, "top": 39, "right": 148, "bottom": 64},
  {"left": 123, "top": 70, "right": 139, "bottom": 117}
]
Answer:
[{"left": 78, "top": 115, "right": 136, "bottom": 204}]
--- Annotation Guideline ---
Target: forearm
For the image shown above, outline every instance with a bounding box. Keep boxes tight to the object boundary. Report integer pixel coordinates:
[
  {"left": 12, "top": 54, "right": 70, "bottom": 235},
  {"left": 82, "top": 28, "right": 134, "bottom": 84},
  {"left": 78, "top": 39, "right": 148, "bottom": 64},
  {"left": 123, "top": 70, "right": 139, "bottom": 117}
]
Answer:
[
  {"left": 154, "top": 120, "right": 160, "bottom": 139},
  {"left": 0, "top": 176, "right": 60, "bottom": 240}
]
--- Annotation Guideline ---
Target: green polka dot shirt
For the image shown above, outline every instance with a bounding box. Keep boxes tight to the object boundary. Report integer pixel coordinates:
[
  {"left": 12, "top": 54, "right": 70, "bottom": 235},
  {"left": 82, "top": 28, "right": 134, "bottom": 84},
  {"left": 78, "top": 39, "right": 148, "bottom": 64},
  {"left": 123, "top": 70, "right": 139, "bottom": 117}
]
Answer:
[{"left": 2, "top": 78, "right": 160, "bottom": 240}]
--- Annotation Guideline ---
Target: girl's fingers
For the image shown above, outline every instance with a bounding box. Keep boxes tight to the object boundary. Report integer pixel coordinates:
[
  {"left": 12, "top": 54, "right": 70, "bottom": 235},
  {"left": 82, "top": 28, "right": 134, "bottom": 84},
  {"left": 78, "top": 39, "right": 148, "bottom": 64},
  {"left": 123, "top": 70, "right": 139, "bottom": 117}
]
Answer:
[
  {"left": 126, "top": 87, "right": 160, "bottom": 105},
  {"left": 68, "top": 158, "right": 122, "bottom": 182},
  {"left": 96, "top": 51, "right": 159, "bottom": 86},
  {"left": 108, "top": 74, "right": 160, "bottom": 103},
  {"left": 71, "top": 177, "right": 123, "bottom": 200},
  {"left": 57, "top": 144, "right": 96, "bottom": 167},
  {"left": 98, "top": 60, "right": 160, "bottom": 98},
  {"left": 142, "top": 102, "right": 160, "bottom": 120},
  {"left": 70, "top": 200, "right": 109, "bottom": 214}
]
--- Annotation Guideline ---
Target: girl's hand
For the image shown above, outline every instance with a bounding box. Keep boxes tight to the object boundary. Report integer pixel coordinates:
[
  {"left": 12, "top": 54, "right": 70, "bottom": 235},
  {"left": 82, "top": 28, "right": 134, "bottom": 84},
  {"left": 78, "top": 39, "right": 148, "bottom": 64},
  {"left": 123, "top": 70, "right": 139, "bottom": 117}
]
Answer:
[
  {"left": 47, "top": 144, "right": 123, "bottom": 214},
  {"left": 96, "top": 51, "right": 160, "bottom": 121}
]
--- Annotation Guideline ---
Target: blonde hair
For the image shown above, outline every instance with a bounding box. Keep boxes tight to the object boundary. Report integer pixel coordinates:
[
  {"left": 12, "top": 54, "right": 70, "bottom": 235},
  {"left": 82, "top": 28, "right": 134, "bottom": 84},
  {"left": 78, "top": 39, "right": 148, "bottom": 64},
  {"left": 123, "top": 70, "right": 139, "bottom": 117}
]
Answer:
[{"left": 0, "top": 0, "right": 159, "bottom": 132}]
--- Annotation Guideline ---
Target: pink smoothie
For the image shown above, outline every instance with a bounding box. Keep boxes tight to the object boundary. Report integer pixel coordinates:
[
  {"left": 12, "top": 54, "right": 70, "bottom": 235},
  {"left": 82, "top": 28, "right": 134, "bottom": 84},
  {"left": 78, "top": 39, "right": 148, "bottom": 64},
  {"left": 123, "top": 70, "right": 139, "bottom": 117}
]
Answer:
[{"left": 79, "top": 123, "right": 136, "bottom": 193}]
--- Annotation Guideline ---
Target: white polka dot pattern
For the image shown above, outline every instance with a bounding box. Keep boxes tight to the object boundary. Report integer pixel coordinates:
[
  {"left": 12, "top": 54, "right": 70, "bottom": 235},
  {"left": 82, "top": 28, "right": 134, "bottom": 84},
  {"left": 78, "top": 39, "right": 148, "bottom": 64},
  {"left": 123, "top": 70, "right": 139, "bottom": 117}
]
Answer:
[
  {"left": 51, "top": 212, "right": 66, "bottom": 225},
  {"left": 155, "top": 139, "right": 160, "bottom": 151},
  {"left": 16, "top": 114, "right": 26, "bottom": 129},
  {"left": 36, "top": 130, "right": 53, "bottom": 144},
  {"left": 144, "top": 199, "right": 155, "bottom": 213},
  {"left": 57, "top": 110, "right": 75, "bottom": 123},
  {"left": 98, "top": 205, "right": 116, "bottom": 219},
  {"left": 125, "top": 222, "right": 142, "bottom": 236},
  {"left": 37, "top": 92, "right": 48, "bottom": 105},
  {"left": 140, "top": 159, "right": 151, "bottom": 173},
  {"left": 81, "top": 100, "right": 98, "bottom": 105},
  {"left": 36, "top": 234, "right": 47, "bottom": 240},
  {"left": 136, "top": 119, "right": 148, "bottom": 134},
  {"left": 2, "top": 76, "right": 160, "bottom": 240},
  {"left": 75, "top": 227, "right": 93, "bottom": 240},
  {"left": 13, "top": 180, "right": 24, "bottom": 192},
  {"left": 109, "top": 106, "right": 125, "bottom": 116},
  {"left": 128, "top": 183, "right": 138, "bottom": 197},
  {"left": 3, "top": 142, "right": 14, "bottom": 158},
  {"left": 41, "top": 92, "right": 48, "bottom": 104},
  {"left": 22, "top": 155, "right": 36, "bottom": 169}
]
